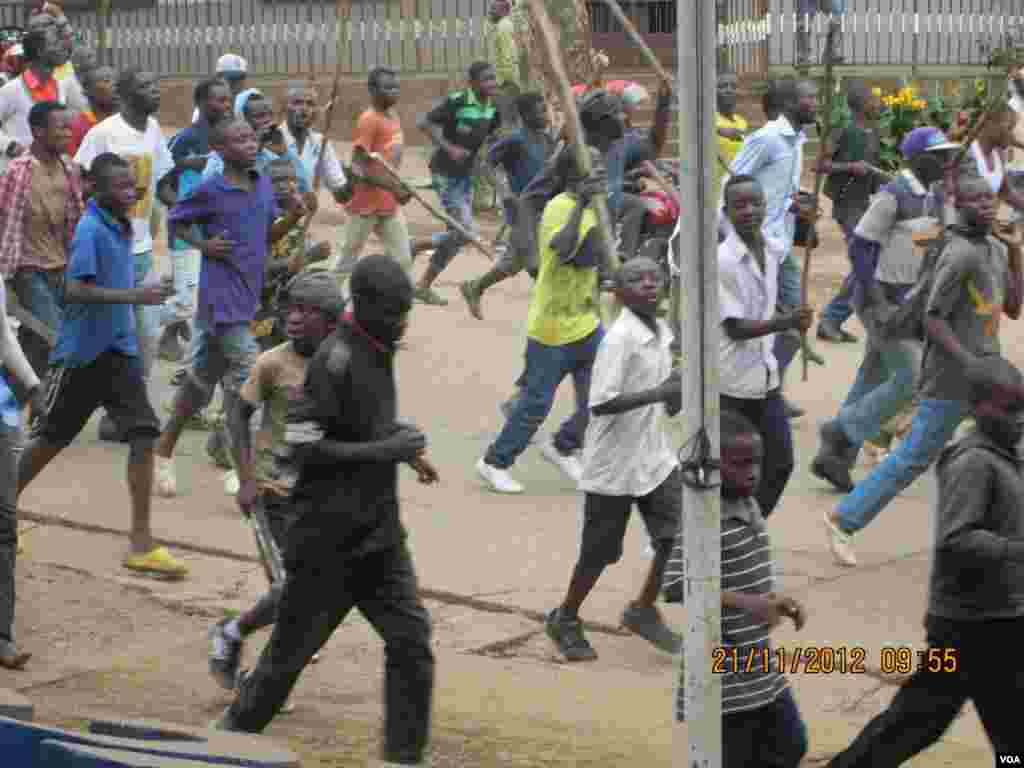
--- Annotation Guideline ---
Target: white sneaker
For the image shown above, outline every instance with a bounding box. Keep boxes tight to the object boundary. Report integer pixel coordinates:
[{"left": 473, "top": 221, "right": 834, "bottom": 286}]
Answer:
[
  {"left": 475, "top": 458, "right": 524, "bottom": 494},
  {"left": 823, "top": 511, "right": 857, "bottom": 567},
  {"left": 154, "top": 455, "right": 177, "bottom": 498},
  {"left": 223, "top": 470, "right": 240, "bottom": 496},
  {"left": 540, "top": 440, "right": 583, "bottom": 484}
]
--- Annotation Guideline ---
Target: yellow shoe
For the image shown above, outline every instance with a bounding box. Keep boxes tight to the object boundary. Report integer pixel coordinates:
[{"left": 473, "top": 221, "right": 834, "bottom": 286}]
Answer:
[{"left": 123, "top": 546, "right": 188, "bottom": 579}]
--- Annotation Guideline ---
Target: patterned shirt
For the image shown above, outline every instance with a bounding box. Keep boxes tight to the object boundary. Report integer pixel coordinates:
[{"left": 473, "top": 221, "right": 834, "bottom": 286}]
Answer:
[
  {"left": 668, "top": 496, "right": 788, "bottom": 720},
  {"left": 0, "top": 154, "right": 84, "bottom": 277}
]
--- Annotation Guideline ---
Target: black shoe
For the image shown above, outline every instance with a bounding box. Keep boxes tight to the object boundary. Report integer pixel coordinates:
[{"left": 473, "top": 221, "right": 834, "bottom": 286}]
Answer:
[
  {"left": 206, "top": 430, "right": 232, "bottom": 470},
  {"left": 545, "top": 607, "right": 598, "bottom": 662},
  {"left": 622, "top": 602, "right": 682, "bottom": 654},
  {"left": 816, "top": 318, "right": 845, "bottom": 343},
  {"left": 98, "top": 412, "right": 127, "bottom": 443},
  {"left": 208, "top": 619, "right": 243, "bottom": 691},
  {"left": 810, "top": 454, "right": 854, "bottom": 493},
  {"left": 784, "top": 399, "right": 805, "bottom": 419}
]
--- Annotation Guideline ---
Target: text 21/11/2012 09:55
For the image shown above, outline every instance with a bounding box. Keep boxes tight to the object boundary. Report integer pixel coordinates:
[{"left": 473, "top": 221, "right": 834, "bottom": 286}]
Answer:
[{"left": 711, "top": 646, "right": 960, "bottom": 675}]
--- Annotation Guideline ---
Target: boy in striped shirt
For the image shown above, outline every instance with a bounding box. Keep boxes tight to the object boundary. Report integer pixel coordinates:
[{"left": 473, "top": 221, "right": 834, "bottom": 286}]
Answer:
[{"left": 665, "top": 410, "right": 808, "bottom": 767}]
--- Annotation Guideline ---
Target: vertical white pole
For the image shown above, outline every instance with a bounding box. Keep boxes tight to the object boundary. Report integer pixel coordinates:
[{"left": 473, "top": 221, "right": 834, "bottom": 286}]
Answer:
[{"left": 675, "top": 1, "right": 722, "bottom": 767}]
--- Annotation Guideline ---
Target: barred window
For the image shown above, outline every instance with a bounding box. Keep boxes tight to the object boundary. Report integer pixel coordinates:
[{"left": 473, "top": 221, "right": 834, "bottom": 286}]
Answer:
[{"left": 588, "top": 1, "right": 676, "bottom": 35}]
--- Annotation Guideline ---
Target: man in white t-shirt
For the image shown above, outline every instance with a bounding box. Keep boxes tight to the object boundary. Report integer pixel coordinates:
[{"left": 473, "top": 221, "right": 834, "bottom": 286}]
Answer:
[{"left": 74, "top": 68, "right": 175, "bottom": 440}]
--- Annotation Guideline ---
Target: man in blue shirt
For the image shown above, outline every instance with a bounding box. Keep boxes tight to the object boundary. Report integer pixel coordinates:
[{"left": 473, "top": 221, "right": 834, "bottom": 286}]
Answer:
[
  {"left": 159, "top": 76, "right": 233, "bottom": 362},
  {"left": 154, "top": 118, "right": 305, "bottom": 499},
  {"left": 728, "top": 78, "right": 818, "bottom": 417},
  {"left": 16, "top": 153, "right": 186, "bottom": 579},
  {"left": 458, "top": 91, "right": 556, "bottom": 319}
]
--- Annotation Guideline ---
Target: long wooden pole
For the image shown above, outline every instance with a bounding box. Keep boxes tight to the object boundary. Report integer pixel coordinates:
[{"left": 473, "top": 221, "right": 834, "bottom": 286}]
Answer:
[
  {"left": 676, "top": 0, "right": 722, "bottom": 764},
  {"left": 369, "top": 152, "right": 496, "bottom": 261},
  {"left": 601, "top": 0, "right": 672, "bottom": 87},
  {"left": 800, "top": 22, "right": 839, "bottom": 382},
  {"left": 524, "top": 0, "right": 616, "bottom": 273}
]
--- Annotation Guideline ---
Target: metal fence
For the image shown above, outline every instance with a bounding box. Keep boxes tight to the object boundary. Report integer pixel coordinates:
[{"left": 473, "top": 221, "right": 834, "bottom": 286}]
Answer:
[
  {"left": 58, "top": 0, "right": 494, "bottom": 78},
  {"left": 719, "top": 0, "right": 1020, "bottom": 72}
]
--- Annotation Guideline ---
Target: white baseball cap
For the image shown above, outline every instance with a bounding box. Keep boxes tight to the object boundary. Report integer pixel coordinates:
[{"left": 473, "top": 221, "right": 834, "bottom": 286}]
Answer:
[{"left": 216, "top": 53, "right": 248, "bottom": 80}]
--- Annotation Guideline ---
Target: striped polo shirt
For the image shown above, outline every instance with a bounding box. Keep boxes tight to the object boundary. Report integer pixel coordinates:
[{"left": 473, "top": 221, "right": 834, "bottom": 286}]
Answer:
[{"left": 673, "top": 495, "right": 788, "bottom": 721}]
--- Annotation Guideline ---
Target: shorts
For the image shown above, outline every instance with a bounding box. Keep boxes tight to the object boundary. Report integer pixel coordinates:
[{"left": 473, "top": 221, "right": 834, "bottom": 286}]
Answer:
[
  {"left": 34, "top": 350, "right": 160, "bottom": 445},
  {"left": 188, "top": 321, "right": 259, "bottom": 400},
  {"left": 579, "top": 468, "right": 681, "bottom": 567}
]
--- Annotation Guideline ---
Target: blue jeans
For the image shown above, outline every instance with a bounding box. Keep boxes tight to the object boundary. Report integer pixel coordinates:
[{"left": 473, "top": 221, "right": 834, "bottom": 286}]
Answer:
[
  {"left": 774, "top": 250, "right": 803, "bottom": 375},
  {"left": 160, "top": 247, "right": 200, "bottom": 328},
  {"left": 485, "top": 328, "right": 603, "bottom": 469},
  {"left": 11, "top": 269, "right": 63, "bottom": 379},
  {"left": 821, "top": 223, "right": 855, "bottom": 327},
  {"left": 133, "top": 250, "right": 160, "bottom": 378},
  {"left": 429, "top": 173, "right": 476, "bottom": 273},
  {"left": 722, "top": 687, "right": 808, "bottom": 768},
  {"left": 834, "top": 332, "right": 920, "bottom": 448},
  {"left": 836, "top": 398, "right": 967, "bottom": 534}
]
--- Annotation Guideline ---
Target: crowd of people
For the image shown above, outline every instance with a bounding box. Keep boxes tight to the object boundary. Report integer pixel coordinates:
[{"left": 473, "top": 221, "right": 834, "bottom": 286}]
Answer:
[{"left": 0, "top": 0, "right": 1021, "bottom": 765}]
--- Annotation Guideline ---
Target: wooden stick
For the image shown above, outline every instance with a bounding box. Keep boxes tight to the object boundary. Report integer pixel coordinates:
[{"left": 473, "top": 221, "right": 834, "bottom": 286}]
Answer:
[
  {"left": 299, "top": 0, "right": 349, "bottom": 240},
  {"left": 800, "top": 22, "right": 840, "bottom": 381},
  {"left": 601, "top": 0, "right": 672, "bottom": 87},
  {"left": 368, "top": 152, "right": 496, "bottom": 261},
  {"left": 525, "top": 0, "right": 616, "bottom": 273}
]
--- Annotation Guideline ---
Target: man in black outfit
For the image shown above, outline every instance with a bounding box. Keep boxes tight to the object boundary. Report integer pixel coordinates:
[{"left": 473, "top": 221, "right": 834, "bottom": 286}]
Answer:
[{"left": 214, "top": 255, "right": 435, "bottom": 768}]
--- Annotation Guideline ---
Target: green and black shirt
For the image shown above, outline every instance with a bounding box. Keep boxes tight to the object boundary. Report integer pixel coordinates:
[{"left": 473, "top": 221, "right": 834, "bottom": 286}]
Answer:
[{"left": 425, "top": 87, "right": 500, "bottom": 178}]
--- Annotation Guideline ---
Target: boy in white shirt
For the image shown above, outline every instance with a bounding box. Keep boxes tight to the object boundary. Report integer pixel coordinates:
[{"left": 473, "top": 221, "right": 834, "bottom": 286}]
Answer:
[
  {"left": 719, "top": 174, "right": 812, "bottom": 519},
  {"left": 545, "top": 256, "right": 682, "bottom": 662}
]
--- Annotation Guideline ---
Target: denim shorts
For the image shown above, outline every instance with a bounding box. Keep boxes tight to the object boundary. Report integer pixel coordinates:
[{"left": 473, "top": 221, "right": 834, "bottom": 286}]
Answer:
[{"left": 188, "top": 321, "right": 259, "bottom": 398}]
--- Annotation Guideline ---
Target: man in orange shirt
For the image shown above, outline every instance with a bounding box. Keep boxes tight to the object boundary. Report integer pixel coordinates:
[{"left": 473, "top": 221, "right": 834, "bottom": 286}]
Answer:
[{"left": 332, "top": 66, "right": 413, "bottom": 278}]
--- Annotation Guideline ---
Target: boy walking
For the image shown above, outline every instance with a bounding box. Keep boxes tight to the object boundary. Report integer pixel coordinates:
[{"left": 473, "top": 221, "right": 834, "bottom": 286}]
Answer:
[
  {"left": 823, "top": 174, "right": 1022, "bottom": 567},
  {"left": 719, "top": 174, "right": 813, "bottom": 518},
  {"left": 817, "top": 81, "right": 884, "bottom": 343},
  {"left": 545, "top": 256, "right": 682, "bottom": 662},
  {"left": 153, "top": 118, "right": 305, "bottom": 498},
  {"left": 459, "top": 91, "right": 557, "bottom": 320},
  {"left": 475, "top": 150, "right": 609, "bottom": 495},
  {"left": 333, "top": 67, "right": 413, "bottom": 277},
  {"left": 16, "top": 153, "right": 186, "bottom": 578},
  {"left": 811, "top": 126, "right": 957, "bottom": 498},
  {"left": 827, "top": 357, "right": 1024, "bottom": 766},
  {"left": 214, "top": 256, "right": 435, "bottom": 768},
  {"left": 666, "top": 409, "right": 809, "bottom": 768}
]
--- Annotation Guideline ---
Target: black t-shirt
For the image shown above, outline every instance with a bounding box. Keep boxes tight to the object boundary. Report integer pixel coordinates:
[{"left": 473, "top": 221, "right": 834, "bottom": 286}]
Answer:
[
  {"left": 283, "top": 323, "right": 403, "bottom": 567},
  {"left": 824, "top": 124, "right": 883, "bottom": 231},
  {"left": 426, "top": 88, "right": 500, "bottom": 178}
]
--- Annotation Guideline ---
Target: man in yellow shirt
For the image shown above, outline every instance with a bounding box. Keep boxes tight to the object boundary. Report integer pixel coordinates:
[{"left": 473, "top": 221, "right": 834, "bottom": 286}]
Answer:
[
  {"left": 715, "top": 69, "right": 748, "bottom": 204},
  {"left": 476, "top": 149, "right": 608, "bottom": 494},
  {"left": 485, "top": 0, "right": 519, "bottom": 131}
]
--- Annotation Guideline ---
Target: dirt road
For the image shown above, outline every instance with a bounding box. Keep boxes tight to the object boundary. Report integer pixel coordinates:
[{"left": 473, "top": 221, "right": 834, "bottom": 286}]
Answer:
[{"left": 4, "top": 145, "right": 1004, "bottom": 766}]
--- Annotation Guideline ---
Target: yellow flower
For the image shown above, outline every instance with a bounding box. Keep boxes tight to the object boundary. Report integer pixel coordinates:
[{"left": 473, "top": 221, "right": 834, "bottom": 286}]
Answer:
[
  {"left": 913, "top": 99, "right": 928, "bottom": 109},
  {"left": 872, "top": 87, "right": 882, "bottom": 97}
]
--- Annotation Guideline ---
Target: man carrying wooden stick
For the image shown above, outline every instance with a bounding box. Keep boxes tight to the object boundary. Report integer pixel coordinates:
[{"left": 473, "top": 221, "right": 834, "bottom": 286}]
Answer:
[{"left": 332, "top": 67, "right": 414, "bottom": 279}]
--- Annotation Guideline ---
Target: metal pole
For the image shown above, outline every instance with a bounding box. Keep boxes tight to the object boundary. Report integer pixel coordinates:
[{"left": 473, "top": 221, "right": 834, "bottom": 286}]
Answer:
[{"left": 675, "top": 0, "right": 722, "bottom": 766}]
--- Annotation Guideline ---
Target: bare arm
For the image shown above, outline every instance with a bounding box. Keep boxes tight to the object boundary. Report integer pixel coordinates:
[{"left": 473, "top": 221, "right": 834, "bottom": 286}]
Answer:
[
  {"left": 723, "top": 316, "right": 794, "bottom": 341},
  {"left": 64, "top": 277, "right": 146, "bottom": 305},
  {"left": 228, "top": 397, "right": 259, "bottom": 488}
]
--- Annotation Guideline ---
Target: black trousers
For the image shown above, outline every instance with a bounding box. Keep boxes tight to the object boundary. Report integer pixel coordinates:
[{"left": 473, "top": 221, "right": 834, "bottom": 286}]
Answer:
[
  {"left": 828, "top": 615, "right": 1024, "bottom": 767},
  {"left": 226, "top": 542, "right": 434, "bottom": 765},
  {"left": 720, "top": 392, "right": 794, "bottom": 519}
]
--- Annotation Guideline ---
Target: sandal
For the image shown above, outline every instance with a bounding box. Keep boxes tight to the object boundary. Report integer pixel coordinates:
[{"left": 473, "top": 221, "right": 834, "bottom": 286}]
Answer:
[{"left": 123, "top": 546, "right": 188, "bottom": 580}]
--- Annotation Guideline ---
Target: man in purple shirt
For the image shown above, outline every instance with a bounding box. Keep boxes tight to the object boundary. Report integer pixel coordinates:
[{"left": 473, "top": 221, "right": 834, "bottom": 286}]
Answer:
[{"left": 154, "top": 118, "right": 306, "bottom": 497}]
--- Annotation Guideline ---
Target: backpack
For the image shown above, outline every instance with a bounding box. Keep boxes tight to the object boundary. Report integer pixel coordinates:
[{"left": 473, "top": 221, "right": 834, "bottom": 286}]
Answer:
[
  {"left": 882, "top": 226, "right": 992, "bottom": 340},
  {"left": 878, "top": 230, "right": 946, "bottom": 340}
]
